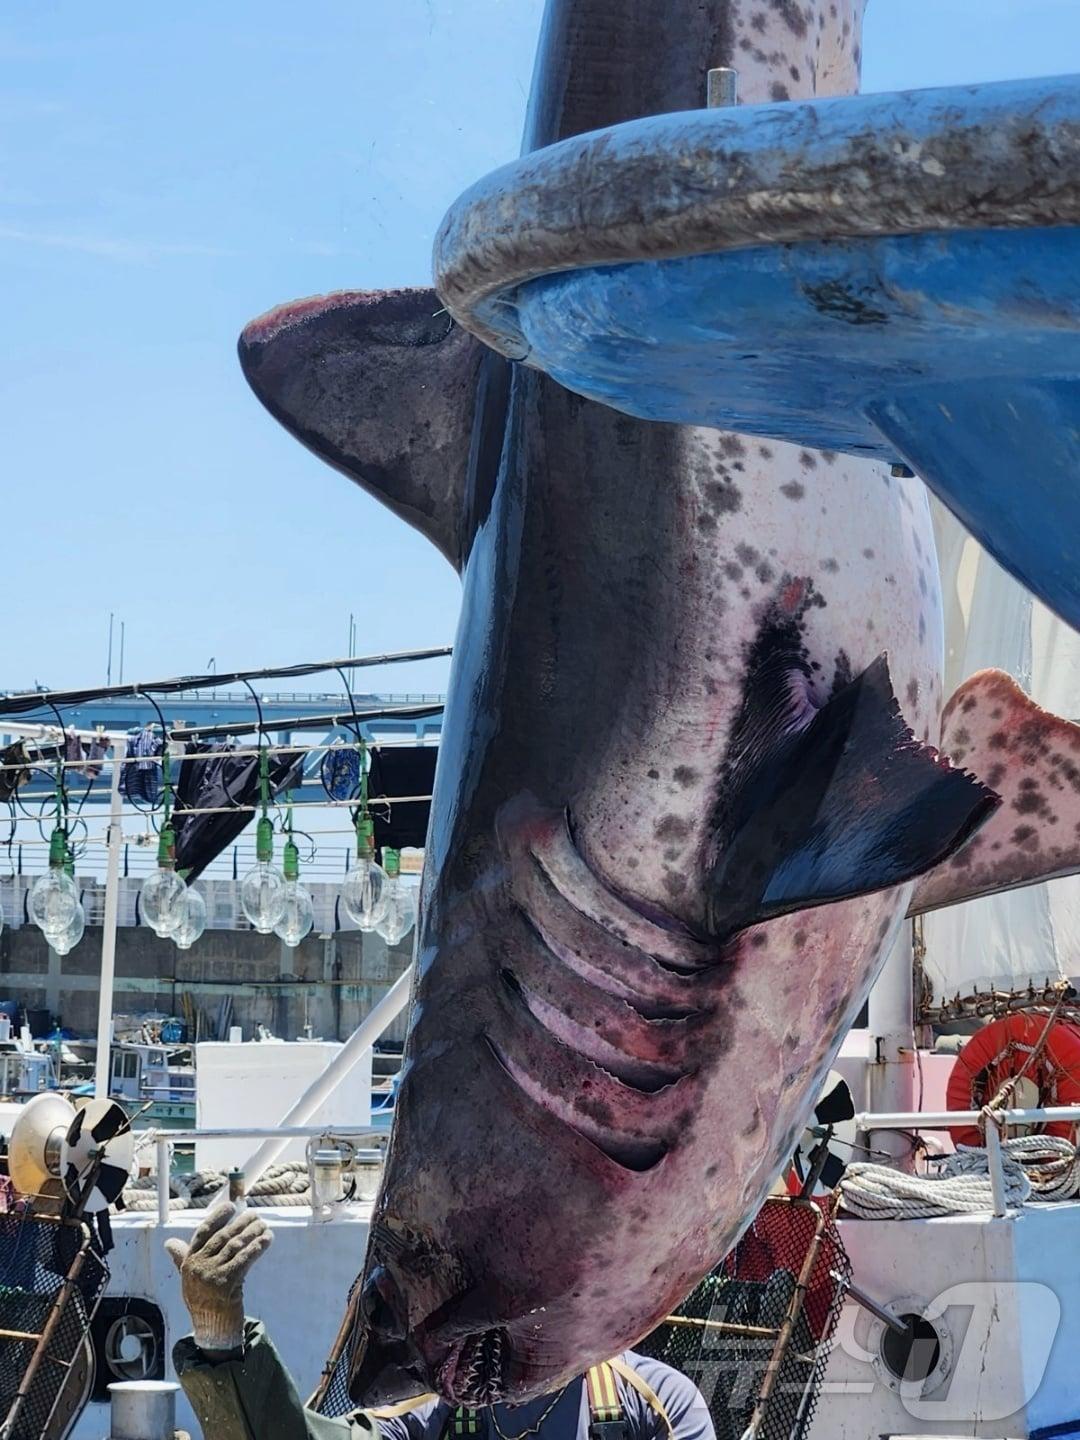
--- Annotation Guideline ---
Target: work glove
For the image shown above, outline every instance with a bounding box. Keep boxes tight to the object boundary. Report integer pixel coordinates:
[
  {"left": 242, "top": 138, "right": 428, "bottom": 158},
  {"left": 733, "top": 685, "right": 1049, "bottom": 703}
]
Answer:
[{"left": 165, "top": 1201, "right": 273, "bottom": 1353}]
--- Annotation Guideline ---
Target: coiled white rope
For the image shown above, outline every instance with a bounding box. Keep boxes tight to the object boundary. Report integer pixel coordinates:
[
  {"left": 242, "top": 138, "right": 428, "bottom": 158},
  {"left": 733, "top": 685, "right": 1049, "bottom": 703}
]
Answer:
[
  {"left": 838, "top": 1135, "right": 1080, "bottom": 1220},
  {"left": 121, "top": 1162, "right": 313, "bottom": 1213},
  {"left": 1004, "top": 1134, "right": 1080, "bottom": 1200}
]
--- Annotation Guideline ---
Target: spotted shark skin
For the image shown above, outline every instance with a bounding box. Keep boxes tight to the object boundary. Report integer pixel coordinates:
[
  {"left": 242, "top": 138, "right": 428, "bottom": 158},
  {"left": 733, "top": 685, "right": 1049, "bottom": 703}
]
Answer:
[
  {"left": 237, "top": 0, "right": 1080, "bottom": 1412},
  {"left": 912, "top": 670, "right": 1080, "bottom": 914}
]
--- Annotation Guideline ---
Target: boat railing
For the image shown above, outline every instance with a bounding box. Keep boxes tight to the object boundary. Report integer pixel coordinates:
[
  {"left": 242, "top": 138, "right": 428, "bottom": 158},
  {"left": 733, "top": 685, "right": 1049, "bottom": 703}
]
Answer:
[
  {"left": 140, "top": 1104, "right": 1079, "bottom": 1229},
  {"left": 145, "top": 1124, "right": 384, "bottom": 1226},
  {"left": 855, "top": 1104, "right": 1080, "bottom": 1218}
]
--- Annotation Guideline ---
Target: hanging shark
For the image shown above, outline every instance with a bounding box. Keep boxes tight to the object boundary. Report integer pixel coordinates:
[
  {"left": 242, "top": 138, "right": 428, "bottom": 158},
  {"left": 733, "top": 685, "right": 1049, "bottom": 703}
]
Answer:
[{"left": 237, "top": 0, "right": 1080, "bottom": 1409}]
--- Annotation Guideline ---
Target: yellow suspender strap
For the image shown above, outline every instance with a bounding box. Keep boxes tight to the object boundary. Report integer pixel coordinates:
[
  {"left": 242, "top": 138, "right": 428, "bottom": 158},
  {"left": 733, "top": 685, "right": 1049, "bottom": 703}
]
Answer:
[
  {"left": 368, "top": 1394, "right": 440, "bottom": 1420},
  {"left": 586, "top": 1362, "right": 622, "bottom": 1423},
  {"left": 606, "top": 1358, "right": 674, "bottom": 1440}
]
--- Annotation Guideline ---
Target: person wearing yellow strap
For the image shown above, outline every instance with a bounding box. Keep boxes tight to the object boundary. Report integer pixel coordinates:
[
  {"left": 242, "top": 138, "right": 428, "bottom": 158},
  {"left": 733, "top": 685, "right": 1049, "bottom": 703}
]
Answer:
[{"left": 168, "top": 1207, "right": 716, "bottom": 1440}]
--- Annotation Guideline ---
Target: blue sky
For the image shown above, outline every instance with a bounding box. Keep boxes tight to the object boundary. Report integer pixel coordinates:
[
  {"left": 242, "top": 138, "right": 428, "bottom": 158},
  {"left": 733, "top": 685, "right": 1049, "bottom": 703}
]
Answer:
[{"left": 3, "top": 0, "right": 1079, "bottom": 699}]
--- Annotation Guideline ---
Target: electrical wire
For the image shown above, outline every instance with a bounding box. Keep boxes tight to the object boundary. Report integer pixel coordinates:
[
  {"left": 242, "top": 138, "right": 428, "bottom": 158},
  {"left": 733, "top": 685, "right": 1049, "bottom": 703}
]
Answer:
[
  {"left": 0, "top": 737, "right": 424, "bottom": 776},
  {"left": 2, "top": 799, "right": 16, "bottom": 869},
  {"left": 240, "top": 680, "right": 267, "bottom": 739},
  {"left": 241, "top": 679, "right": 283, "bottom": 845},
  {"left": 167, "top": 702, "right": 443, "bottom": 742},
  {"left": 328, "top": 666, "right": 366, "bottom": 811},
  {"left": 19, "top": 760, "right": 64, "bottom": 845},
  {"left": 44, "top": 700, "right": 71, "bottom": 822},
  {"left": 290, "top": 826, "right": 318, "bottom": 866},
  {"left": 0, "top": 645, "right": 452, "bottom": 716},
  {"left": 0, "top": 721, "right": 431, "bottom": 887}
]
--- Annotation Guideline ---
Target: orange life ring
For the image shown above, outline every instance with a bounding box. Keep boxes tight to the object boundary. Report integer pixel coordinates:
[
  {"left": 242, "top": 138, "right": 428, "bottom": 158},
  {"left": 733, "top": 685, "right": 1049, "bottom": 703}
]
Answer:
[{"left": 945, "top": 1012, "right": 1080, "bottom": 1146}]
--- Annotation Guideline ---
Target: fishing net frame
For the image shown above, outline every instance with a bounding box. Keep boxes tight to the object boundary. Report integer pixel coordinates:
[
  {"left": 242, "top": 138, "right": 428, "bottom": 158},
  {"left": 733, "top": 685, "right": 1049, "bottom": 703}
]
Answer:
[
  {"left": 0, "top": 1208, "right": 108, "bottom": 1440},
  {"left": 636, "top": 1196, "right": 850, "bottom": 1440},
  {"left": 310, "top": 1275, "right": 363, "bottom": 1418}
]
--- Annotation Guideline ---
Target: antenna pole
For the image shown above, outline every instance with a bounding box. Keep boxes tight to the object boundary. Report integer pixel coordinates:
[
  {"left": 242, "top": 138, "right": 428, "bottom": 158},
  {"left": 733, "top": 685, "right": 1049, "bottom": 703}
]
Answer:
[{"left": 94, "top": 740, "right": 126, "bottom": 1099}]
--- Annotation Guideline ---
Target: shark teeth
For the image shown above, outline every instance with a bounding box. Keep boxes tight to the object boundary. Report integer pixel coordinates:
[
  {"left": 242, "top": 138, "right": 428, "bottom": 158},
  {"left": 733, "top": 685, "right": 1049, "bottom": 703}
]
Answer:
[{"left": 452, "top": 1327, "right": 510, "bottom": 1406}]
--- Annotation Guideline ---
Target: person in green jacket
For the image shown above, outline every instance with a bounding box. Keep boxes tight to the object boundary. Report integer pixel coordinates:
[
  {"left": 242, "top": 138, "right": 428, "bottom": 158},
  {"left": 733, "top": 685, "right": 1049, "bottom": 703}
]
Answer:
[
  {"left": 168, "top": 1204, "right": 716, "bottom": 1440},
  {"left": 168, "top": 1204, "right": 380, "bottom": 1440}
]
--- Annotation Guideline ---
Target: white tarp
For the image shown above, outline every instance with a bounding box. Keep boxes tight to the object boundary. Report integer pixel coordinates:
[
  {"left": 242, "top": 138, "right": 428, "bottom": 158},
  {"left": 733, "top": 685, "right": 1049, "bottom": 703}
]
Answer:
[{"left": 922, "top": 500, "right": 1074, "bottom": 1003}]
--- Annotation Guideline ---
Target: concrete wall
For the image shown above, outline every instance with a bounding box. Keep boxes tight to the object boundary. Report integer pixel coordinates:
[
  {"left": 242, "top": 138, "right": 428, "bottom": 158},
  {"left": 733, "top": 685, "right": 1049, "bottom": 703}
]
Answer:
[{"left": 0, "top": 923, "right": 413, "bottom": 1043}]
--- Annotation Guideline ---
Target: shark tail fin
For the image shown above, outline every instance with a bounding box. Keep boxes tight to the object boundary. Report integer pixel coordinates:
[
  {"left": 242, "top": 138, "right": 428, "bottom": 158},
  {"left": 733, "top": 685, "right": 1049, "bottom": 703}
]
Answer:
[
  {"left": 238, "top": 287, "right": 508, "bottom": 570},
  {"left": 911, "top": 669, "right": 1080, "bottom": 915}
]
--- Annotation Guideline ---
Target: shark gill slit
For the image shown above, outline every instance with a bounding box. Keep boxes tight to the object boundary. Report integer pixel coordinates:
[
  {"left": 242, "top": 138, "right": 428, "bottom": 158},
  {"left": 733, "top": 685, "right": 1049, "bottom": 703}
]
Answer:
[
  {"left": 512, "top": 902, "right": 701, "bottom": 1023},
  {"left": 521, "top": 835, "right": 711, "bottom": 993},
  {"left": 482, "top": 1035, "right": 669, "bottom": 1174},
  {"left": 498, "top": 965, "right": 686, "bottom": 1092},
  {"left": 535, "top": 812, "right": 717, "bottom": 974},
  {"left": 489, "top": 809, "right": 721, "bottom": 1170}
]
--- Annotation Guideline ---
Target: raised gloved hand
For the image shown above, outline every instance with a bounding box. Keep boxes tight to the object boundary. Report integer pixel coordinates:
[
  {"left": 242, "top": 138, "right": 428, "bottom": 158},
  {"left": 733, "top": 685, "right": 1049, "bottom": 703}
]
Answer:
[{"left": 165, "top": 1201, "right": 273, "bottom": 1353}]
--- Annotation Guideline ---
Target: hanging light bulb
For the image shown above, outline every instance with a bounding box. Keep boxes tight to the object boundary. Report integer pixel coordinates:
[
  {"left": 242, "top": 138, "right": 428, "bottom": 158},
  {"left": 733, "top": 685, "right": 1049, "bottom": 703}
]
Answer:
[
  {"left": 240, "top": 830, "right": 287, "bottom": 934},
  {"left": 240, "top": 752, "right": 287, "bottom": 933},
  {"left": 342, "top": 816, "right": 389, "bottom": 932},
  {"left": 142, "top": 822, "right": 188, "bottom": 937},
  {"left": 140, "top": 725, "right": 188, "bottom": 937},
  {"left": 172, "top": 886, "right": 206, "bottom": 951},
  {"left": 50, "top": 901, "right": 85, "bottom": 957},
  {"left": 376, "top": 848, "right": 417, "bottom": 946},
  {"left": 274, "top": 833, "right": 314, "bottom": 947},
  {"left": 276, "top": 879, "right": 314, "bottom": 947},
  {"left": 30, "top": 826, "right": 79, "bottom": 938}
]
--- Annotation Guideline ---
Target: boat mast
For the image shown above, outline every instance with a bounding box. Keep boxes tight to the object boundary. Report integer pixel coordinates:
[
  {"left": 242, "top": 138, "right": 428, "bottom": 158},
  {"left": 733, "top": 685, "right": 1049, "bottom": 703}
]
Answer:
[{"left": 867, "top": 924, "right": 916, "bottom": 1165}]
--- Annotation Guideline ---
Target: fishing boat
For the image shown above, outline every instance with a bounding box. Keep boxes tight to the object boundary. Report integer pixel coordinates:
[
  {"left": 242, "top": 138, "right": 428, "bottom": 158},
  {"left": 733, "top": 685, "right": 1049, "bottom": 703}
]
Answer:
[
  {"left": 0, "top": 1041, "right": 56, "bottom": 1100},
  {"left": 23, "top": 508, "right": 1080, "bottom": 1438},
  {"left": 5, "top": 551, "right": 1080, "bottom": 1440},
  {"left": 9, "top": 6, "right": 1080, "bottom": 1440},
  {"left": 105, "top": 1041, "right": 195, "bottom": 1127}
]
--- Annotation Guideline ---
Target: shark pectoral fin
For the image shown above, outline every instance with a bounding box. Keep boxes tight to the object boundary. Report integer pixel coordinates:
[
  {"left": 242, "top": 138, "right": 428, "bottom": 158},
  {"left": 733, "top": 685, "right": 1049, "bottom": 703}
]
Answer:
[
  {"left": 706, "top": 649, "right": 999, "bottom": 940},
  {"left": 910, "top": 670, "right": 1080, "bottom": 916},
  {"left": 238, "top": 287, "right": 508, "bottom": 570}
]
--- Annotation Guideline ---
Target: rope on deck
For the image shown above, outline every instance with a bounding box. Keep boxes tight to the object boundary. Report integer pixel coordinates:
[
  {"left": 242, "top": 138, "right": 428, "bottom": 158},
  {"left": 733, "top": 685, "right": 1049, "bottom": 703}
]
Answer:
[
  {"left": 122, "top": 1162, "right": 313, "bottom": 1212},
  {"left": 838, "top": 1135, "right": 1080, "bottom": 1220}
]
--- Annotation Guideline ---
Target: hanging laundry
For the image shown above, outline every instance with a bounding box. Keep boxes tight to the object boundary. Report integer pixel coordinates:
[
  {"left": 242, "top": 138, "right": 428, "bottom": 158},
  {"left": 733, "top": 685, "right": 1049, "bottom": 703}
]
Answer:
[
  {"left": 62, "top": 731, "right": 93, "bottom": 798},
  {"left": 321, "top": 744, "right": 360, "bottom": 801},
  {"left": 120, "top": 728, "right": 163, "bottom": 806},
  {"left": 172, "top": 743, "right": 303, "bottom": 881},
  {"left": 367, "top": 745, "right": 436, "bottom": 851},
  {"left": 84, "top": 736, "right": 108, "bottom": 782},
  {"left": 135, "top": 725, "right": 160, "bottom": 769},
  {"left": 63, "top": 729, "right": 106, "bottom": 789}
]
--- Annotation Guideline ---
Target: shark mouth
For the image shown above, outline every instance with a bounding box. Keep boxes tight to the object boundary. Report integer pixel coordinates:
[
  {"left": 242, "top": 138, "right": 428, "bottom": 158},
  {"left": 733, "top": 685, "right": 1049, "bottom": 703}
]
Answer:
[
  {"left": 441, "top": 1327, "right": 511, "bottom": 1407},
  {"left": 489, "top": 801, "right": 722, "bottom": 1174}
]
